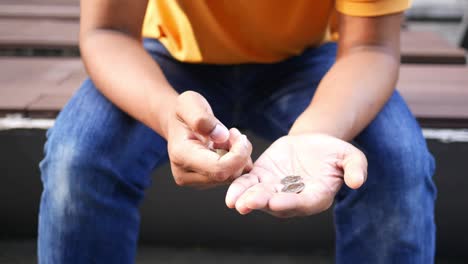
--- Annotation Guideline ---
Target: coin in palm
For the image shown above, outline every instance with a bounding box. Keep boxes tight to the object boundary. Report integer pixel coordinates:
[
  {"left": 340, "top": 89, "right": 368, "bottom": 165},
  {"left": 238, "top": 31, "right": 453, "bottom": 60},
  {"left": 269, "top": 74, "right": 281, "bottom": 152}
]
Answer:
[
  {"left": 281, "top": 182, "right": 305, "bottom": 194},
  {"left": 280, "top": 175, "right": 302, "bottom": 185}
]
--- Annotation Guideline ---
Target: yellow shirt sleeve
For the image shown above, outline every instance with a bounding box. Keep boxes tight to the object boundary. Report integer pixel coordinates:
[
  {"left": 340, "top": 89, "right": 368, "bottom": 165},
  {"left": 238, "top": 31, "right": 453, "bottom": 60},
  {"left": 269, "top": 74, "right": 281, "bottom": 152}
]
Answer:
[{"left": 336, "top": 0, "right": 411, "bottom": 17}]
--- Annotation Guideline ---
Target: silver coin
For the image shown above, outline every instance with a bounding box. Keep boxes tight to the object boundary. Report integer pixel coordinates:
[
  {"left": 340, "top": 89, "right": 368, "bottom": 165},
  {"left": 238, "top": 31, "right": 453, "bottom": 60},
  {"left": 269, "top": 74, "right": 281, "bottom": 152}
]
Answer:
[
  {"left": 281, "top": 182, "right": 305, "bottom": 194},
  {"left": 280, "top": 175, "right": 302, "bottom": 185},
  {"left": 215, "top": 148, "right": 228, "bottom": 157}
]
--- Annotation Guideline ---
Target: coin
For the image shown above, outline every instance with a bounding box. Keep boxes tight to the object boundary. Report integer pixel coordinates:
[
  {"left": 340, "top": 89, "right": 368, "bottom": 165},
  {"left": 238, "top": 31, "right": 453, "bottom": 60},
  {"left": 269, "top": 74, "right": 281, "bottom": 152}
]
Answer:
[
  {"left": 280, "top": 175, "right": 302, "bottom": 185},
  {"left": 215, "top": 148, "right": 228, "bottom": 157},
  {"left": 281, "top": 182, "right": 305, "bottom": 194}
]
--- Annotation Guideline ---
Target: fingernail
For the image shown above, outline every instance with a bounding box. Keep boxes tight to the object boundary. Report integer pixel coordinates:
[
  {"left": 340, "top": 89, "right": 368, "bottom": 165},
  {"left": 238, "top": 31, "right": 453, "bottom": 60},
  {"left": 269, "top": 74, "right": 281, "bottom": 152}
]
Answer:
[{"left": 210, "top": 124, "right": 229, "bottom": 142}]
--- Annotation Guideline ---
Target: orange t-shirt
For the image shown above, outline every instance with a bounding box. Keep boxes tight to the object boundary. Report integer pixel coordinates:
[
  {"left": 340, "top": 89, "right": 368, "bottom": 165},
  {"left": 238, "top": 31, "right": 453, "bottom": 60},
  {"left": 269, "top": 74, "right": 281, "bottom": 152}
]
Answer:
[{"left": 142, "top": 0, "right": 410, "bottom": 64}]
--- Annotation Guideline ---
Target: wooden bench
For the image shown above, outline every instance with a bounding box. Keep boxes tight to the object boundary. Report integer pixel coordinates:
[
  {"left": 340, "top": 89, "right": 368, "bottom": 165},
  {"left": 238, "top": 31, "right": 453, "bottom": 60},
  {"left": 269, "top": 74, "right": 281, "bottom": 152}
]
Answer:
[
  {"left": 401, "top": 31, "right": 466, "bottom": 64},
  {"left": 0, "top": 0, "right": 79, "bottom": 53},
  {"left": 0, "top": 58, "right": 84, "bottom": 118},
  {"left": 398, "top": 65, "right": 468, "bottom": 128},
  {"left": 0, "top": 58, "right": 467, "bottom": 129},
  {"left": 0, "top": 3, "right": 79, "bottom": 20},
  {"left": 0, "top": 1, "right": 466, "bottom": 127},
  {"left": 0, "top": 0, "right": 78, "bottom": 6},
  {"left": 0, "top": 5, "right": 465, "bottom": 64},
  {"left": 0, "top": 18, "right": 79, "bottom": 50}
]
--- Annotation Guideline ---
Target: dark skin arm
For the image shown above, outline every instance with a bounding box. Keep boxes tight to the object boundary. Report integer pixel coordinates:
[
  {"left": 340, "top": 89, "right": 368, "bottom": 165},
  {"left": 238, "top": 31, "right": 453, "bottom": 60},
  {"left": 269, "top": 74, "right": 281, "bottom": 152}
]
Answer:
[
  {"left": 289, "top": 12, "right": 402, "bottom": 140},
  {"left": 80, "top": 0, "right": 176, "bottom": 138},
  {"left": 227, "top": 12, "right": 402, "bottom": 217},
  {"left": 80, "top": 0, "right": 252, "bottom": 187}
]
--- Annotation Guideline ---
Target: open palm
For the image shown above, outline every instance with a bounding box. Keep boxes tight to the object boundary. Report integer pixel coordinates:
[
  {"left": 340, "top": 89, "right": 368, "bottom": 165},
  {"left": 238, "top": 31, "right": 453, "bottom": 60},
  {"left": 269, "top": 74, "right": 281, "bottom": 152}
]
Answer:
[{"left": 225, "top": 134, "right": 368, "bottom": 218}]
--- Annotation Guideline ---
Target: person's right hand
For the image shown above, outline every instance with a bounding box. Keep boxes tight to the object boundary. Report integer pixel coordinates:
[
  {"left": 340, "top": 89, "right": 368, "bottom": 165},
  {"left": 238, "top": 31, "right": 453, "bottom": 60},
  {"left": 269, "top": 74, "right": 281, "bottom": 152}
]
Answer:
[{"left": 166, "top": 91, "right": 253, "bottom": 188}]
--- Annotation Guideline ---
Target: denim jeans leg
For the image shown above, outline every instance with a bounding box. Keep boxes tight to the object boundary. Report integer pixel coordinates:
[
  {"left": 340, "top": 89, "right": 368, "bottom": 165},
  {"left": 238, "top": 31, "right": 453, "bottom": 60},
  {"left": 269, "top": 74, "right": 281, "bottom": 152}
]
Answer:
[
  {"left": 38, "top": 39, "right": 238, "bottom": 264},
  {"left": 38, "top": 79, "right": 168, "bottom": 263},
  {"left": 334, "top": 91, "right": 437, "bottom": 264}
]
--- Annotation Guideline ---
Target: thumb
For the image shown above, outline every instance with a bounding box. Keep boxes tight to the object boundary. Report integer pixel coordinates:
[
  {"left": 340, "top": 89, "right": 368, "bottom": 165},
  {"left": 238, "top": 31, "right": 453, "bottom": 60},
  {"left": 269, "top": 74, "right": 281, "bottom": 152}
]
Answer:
[
  {"left": 341, "top": 147, "right": 368, "bottom": 189},
  {"left": 176, "top": 91, "right": 229, "bottom": 143}
]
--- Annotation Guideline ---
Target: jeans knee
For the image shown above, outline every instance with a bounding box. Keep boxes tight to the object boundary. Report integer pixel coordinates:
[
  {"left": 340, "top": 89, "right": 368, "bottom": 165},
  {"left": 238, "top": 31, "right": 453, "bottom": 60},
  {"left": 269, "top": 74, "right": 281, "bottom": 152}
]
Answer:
[
  {"left": 351, "top": 136, "right": 437, "bottom": 223},
  {"left": 373, "top": 136, "right": 436, "bottom": 191},
  {"left": 40, "top": 135, "right": 83, "bottom": 216},
  {"left": 40, "top": 126, "right": 148, "bottom": 218}
]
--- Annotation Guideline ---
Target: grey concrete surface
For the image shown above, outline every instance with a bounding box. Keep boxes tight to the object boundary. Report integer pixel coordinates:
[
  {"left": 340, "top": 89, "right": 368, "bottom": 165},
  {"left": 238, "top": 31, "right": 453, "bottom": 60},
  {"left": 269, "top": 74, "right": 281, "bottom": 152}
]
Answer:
[
  {"left": 1, "top": 239, "right": 332, "bottom": 264},
  {"left": 1, "top": 240, "right": 466, "bottom": 264}
]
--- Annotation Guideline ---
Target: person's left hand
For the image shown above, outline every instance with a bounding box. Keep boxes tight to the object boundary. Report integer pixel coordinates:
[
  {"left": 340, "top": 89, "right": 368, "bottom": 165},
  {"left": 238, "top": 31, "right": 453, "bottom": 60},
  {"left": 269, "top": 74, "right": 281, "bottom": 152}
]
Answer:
[{"left": 225, "top": 134, "right": 368, "bottom": 218}]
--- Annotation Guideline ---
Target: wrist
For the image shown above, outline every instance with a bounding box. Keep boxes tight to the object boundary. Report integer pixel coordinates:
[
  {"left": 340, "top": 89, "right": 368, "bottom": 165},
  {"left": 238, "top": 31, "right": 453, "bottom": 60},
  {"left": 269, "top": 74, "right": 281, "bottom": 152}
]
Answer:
[
  {"left": 148, "top": 87, "right": 178, "bottom": 139},
  {"left": 289, "top": 108, "right": 352, "bottom": 141}
]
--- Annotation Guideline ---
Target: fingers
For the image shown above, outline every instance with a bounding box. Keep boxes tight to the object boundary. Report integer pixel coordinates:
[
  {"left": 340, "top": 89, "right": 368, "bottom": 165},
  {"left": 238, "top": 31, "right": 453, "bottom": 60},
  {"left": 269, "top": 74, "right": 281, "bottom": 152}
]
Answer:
[
  {"left": 268, "top": 192, "right": 302, "bottom": 212},
  {"left": 342, "top": 146, "right": 368, "bottom": 189},
  {"left": 169, "top": 126, "right": 252, "bottom": 187},
  {"left": 171, "top": 165, "right": 215, "bottom": 186},
  {"left": 264, "top": 192, "right": 306, "bottom": 218},
  {"left": 232, "top": 184, "right": 314, "bottom": 217},
  {"left": 235, "top": 182, "right": 276, "bottom": 215},
  {"left": 244, "top": 157, "right": 253, "bottom": 172},
  {"left": 222, "top": 128, "right": 253, "bottom": 179},
  {"left": 268, "top": 186, "right": 330, "bottom": 216},
  {"left": 170, "top": 91, "right": 254, "bottom": 187},
  {"left": 225, "top": 173, "right": 260, "bottom": 209},
  {"left": 176, "top": 91, "right": 229, "bottom": 143},
  {"left": 172, "top": 137, "right": 250, "bottom": 181},
  {"left": 230, "top": 180, "right": 334, "bottom": 217}
]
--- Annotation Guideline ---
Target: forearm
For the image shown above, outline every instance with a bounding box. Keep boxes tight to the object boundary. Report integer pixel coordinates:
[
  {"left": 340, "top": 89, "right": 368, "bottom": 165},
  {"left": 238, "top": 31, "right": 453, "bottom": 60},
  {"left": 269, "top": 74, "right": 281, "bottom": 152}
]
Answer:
[
  {"left": 289, "top": 47, "right": 399, "bottom": 141},
  {"left": 80, "top": 30, "right": 177, "bottom": 139}
]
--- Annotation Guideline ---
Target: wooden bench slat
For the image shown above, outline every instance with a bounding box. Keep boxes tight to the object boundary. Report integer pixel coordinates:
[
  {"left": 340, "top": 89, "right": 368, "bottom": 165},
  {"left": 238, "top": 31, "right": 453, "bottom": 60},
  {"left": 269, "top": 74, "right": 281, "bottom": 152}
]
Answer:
[
  {"left": 401, "top": 49, "right": 467, "bottom": 64},
  {"left": 0, "top": 58, "right": 84, "bottom": 116},
  {"left": 398, "top": 65, "right": 468, "bottom": 127},
  {"left": 27, "top": 94, "right": 72, "bottom": 118},
  {"left": 401, "top": 31, "right": 451, "bottom": 46},
  {"left": 0, "top": 0, "right": 78, "bottom": 5},
  {"left": 0, "top": 91, "right": 40, "bottom": 115},
  {"left": 0, "top": 4, "right": 79, "bottom": 20},
  {"left": 0, "top": 18, "right": 78, "bottom": 49},
  {"left": 0, "top": 58, "right": 83, "bottom": 87},
  {"left": 1, "top": 61, "right": 467, "bottom": 127},
  {"left": 0, "top": 14, "right": 465, "bottom": 65},
  {"left": 401, "top": 31, "right": 467, "bottom": 64}
]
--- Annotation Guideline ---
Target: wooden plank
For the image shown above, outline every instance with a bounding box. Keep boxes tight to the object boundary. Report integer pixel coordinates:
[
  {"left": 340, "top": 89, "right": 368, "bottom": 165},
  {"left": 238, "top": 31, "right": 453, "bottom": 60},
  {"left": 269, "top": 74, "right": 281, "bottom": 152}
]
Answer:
[
  {"left": 0, "top": 4, "right": 79, "bottom": 20},
  {"left": 398, "top": 65, "right": 468, "bottom": 127},
  {"left": 0, "top": 58, "right": 84, "bottom": 116},
  {"left": 401, "top": 31, "right": 467, "bottom": 64},
  {"left": 0, "top": 18, "right": 79, "bottom": 49},
  {"left": 0, "top": 1, "right": 79, "bottom": 49},
  {"left": 0, "top": 17, "right": 464, "bottom": 66},
  {"left": 0, "top": 91, "right": 39, "bottom": 116},
  {"left": 27, "top": 94, "right": 72, "bottom": 118},
  {"left": 1, "top": 58, "right": 468, "bottom": 127},
  {"left": 0, "top": 0, "right": 79, "bottom": 5}
]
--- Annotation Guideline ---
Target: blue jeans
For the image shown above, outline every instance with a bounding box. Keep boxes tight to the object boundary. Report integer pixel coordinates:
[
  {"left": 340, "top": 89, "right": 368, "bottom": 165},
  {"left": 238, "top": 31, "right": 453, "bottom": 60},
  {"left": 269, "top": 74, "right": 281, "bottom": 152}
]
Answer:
[{"left": 38, "top": 39, "right": 436, "bottom": 263}]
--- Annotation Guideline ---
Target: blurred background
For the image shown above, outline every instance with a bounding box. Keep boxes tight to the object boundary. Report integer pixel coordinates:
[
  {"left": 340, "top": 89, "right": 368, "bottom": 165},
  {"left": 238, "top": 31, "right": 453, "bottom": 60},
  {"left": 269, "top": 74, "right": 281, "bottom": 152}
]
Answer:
[{"left": 1, "top": 0, "right": 468, "bottom": 263}]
